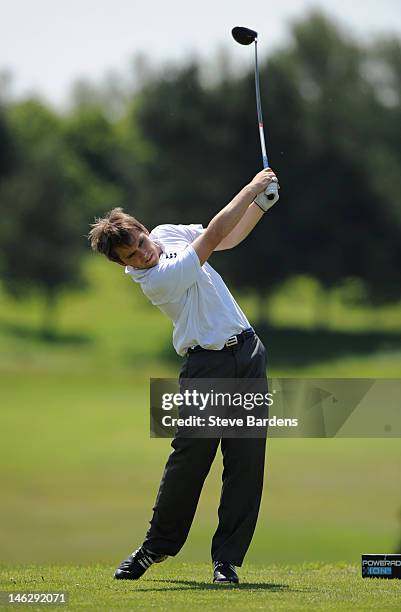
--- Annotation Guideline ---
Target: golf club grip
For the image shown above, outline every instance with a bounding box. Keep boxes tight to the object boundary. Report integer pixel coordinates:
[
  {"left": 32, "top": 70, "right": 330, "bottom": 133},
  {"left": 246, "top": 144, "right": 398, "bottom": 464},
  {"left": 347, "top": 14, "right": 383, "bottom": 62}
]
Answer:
[{"left": 265, "top": 181, "right": 278, "bottom": 200}]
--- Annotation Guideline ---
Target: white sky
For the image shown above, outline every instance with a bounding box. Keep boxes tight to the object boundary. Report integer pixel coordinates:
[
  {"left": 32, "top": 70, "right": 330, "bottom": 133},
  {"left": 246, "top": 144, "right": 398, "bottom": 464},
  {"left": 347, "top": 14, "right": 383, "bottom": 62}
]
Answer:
[{"left": 1, "top": 0, "right": 401, "bottom": 107}]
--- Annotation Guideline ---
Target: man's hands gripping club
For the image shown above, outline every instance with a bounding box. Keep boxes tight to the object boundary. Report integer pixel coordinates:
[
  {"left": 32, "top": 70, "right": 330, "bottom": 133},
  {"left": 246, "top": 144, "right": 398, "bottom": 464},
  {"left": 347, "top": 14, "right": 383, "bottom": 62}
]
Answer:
[
  {"left": 252, "top": 168, "right": 279, "bottom": 212},
  {"left": 192, "top": 168, "right": 280, "bottom": 266}
]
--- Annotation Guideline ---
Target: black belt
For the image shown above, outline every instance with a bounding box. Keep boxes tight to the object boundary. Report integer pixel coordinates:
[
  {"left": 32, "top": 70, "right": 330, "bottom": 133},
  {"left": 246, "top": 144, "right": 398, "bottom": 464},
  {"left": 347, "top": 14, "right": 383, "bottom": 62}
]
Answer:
[{"left": 188, "top": 328, "right": 255, "bottom": 354}]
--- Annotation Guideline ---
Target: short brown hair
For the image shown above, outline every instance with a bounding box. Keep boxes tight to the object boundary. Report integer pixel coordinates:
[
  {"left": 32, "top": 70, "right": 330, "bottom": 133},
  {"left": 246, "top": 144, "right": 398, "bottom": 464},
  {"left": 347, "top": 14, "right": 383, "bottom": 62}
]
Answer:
[{"left": 88, "top": 207, "right": 148, "bottom": 263}]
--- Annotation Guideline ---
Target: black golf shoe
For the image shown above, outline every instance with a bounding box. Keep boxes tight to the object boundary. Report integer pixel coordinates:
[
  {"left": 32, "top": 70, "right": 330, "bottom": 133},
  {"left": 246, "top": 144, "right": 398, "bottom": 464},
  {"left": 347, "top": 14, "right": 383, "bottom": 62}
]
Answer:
[
  {"left": 114, "top": 546, "right": 167, "bottom": 580},
  {"left": 213, "top": 561, "right": 239, "bottom": 585}
]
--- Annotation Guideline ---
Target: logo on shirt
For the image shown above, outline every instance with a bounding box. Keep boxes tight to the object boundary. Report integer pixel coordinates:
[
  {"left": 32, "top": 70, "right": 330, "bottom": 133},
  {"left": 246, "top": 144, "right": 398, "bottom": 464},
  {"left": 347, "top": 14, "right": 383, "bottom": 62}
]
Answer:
[{"left": 162, "top": 252, "right": 178, "bottom": 259}]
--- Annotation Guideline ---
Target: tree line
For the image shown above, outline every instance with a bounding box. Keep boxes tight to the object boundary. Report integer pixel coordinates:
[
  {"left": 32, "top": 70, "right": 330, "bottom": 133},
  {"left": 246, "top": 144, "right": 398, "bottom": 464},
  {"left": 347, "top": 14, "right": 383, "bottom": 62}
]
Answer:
[{"left": 1, "top": 11, "right": 400, "bottom": 332}]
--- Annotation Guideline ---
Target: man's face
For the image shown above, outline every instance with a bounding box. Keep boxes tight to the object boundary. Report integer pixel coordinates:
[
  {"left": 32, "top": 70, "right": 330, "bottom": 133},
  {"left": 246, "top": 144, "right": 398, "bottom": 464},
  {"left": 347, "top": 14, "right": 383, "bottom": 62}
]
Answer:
[{"left": 114, "top": 231, "right": 161, "bottom": 269}]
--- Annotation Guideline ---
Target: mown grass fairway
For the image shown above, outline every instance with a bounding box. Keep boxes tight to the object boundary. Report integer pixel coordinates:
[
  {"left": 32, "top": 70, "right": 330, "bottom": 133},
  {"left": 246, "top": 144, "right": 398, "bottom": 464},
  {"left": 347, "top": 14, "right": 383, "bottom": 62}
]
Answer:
[
  {"left": 1, "top": 258, "right": 401, "bottom": 610},
  {"left": 1, "top": 364, "right": 400, "bottom": 564},
  {"left": 1, "top": 562, "right": 400, "bottom": 611}
]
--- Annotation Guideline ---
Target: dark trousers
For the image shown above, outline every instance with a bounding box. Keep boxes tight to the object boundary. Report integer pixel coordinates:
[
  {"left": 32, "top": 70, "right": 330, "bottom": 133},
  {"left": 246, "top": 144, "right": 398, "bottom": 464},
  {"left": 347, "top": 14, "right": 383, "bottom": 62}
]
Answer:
[{"left": 143, "top": 332, "right": 268, "bottom": 566}]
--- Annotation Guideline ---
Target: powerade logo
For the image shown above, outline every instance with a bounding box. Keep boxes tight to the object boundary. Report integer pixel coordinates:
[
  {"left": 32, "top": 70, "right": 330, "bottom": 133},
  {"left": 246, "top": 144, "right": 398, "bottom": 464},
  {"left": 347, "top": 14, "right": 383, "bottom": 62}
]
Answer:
[
  {"left": 362, "top": 555, "right": 401, "bottom": 579},
  {"left": 362, "top": 560, "right": 401, "bottom": 567},
  {"left": 367, "top": 567, "right": 392, "bottom": 576}
]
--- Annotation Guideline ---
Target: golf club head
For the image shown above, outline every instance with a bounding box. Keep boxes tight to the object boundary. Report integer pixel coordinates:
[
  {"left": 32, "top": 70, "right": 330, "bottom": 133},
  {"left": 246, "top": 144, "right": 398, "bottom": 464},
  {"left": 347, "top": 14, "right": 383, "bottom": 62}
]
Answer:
[{"left": 232, "top": 26, "right": 258, "bottom": 45}]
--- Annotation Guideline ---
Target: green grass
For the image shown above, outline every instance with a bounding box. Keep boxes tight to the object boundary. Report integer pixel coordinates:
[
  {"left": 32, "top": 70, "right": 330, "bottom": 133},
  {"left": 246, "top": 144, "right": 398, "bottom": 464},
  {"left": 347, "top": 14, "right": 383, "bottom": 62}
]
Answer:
[
  {"left": 1, "top": 562, "right": 400, "bottom": 611},
  {"left": 1, "top": 257, "right": 401, "bottom": 571},
  {"left": 1, "top": 369, "right": 400, "bottom": 565},
  {"left": 1, "top": 259, "right": 401, "bottom": 378}
]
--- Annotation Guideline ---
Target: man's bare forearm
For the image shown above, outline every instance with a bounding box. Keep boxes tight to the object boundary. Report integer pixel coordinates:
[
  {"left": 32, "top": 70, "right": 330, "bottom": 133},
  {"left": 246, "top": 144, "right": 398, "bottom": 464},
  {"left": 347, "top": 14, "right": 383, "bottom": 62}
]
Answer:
[
  {"left": 215, "top": 202, "right": 263, "bottom": 251},
  {"left": 191, "top": 168, "right": 277, "bottom": 266},
  {"left": 207, "top": 184, "right": 259, "bottom": 245}
]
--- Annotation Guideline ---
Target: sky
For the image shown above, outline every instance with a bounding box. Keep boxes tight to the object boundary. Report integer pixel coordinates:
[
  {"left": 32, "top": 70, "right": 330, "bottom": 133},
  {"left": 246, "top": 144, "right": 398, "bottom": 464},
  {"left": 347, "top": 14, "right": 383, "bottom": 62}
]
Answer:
[{"left": 1, "top": 0, "right": 401, "bottom": 108}]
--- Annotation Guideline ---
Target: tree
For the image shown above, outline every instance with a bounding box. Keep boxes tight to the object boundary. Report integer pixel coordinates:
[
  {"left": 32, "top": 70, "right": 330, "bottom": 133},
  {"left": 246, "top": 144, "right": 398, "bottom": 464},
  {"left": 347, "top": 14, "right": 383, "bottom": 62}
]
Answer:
[
  {"left": 278, "top": 13, "right": 401, "bottom": 305},
  {"left": 0, "top": 106, "right": 18, "bottom": 178},
  {"left": 222, "top": 12, "right": 401, "bottom": 318},
  {"left": 3, "top": 12, "right": 400, "bottom": 334},
  {"left": 0, "top": 100, "right": 121, "bottom": 335}
]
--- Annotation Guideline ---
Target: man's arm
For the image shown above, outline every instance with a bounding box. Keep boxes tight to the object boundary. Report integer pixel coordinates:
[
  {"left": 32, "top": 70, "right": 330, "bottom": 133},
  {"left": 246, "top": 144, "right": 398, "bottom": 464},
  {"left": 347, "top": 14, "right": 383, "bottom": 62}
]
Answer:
[
  {"left": 214, "top": 201, "right": 264, "bottom": 251},
  {"left": 191, "top": 168, "right": 277, "bottom": 266}
]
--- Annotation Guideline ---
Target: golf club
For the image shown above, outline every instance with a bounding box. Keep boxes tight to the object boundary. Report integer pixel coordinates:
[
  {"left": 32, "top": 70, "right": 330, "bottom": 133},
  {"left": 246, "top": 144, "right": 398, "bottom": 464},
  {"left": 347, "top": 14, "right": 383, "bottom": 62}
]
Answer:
[{"left": 232, "top": 26, "right": 278, "bottom": 201}]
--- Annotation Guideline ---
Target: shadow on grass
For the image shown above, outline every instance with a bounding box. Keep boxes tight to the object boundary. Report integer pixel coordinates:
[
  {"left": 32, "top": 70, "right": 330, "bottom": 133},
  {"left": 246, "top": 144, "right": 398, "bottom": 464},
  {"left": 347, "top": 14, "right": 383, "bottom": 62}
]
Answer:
[
  {"left": 157, "top": 325, "right": 401, "bottom": 369},
  {"left": 258, "top": 325, "right": 401, "bottom": 368},
  {"left": 132, "top": 578, "right": 301, "bottom": 592},
  {"left": 0, "top": 321, "right": 91, "bottom": 346},
  {"left": 156, "top": 344, "right": 184, "bottom": 369}
]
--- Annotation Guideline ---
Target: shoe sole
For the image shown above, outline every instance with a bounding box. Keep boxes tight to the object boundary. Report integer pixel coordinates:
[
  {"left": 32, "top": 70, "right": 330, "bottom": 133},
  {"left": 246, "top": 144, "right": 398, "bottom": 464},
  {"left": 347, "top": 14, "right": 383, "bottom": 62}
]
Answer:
[{"left": 114, "top": 572, "right": 142, "bottom": 580}]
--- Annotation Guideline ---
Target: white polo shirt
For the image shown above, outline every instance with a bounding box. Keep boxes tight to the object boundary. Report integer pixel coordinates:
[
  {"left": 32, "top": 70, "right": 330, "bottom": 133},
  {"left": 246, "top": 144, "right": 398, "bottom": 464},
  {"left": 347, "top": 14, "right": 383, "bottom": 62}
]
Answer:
[{"left": 125, "top": 224, "right": 250, "bottom": 356}]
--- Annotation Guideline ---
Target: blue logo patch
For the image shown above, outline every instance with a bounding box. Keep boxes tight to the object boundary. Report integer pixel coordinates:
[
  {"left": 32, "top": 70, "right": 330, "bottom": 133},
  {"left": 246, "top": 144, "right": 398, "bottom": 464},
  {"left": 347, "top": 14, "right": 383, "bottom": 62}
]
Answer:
[{"left": 367, "top": 567, "right": 392, "bottom": 575}]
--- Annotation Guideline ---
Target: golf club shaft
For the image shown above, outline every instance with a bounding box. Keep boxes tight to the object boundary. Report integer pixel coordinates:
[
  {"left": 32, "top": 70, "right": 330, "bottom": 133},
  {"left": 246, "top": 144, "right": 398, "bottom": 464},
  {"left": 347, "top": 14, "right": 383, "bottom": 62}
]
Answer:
[
  {"left": 232, "top": 25, "right": 278, "bottom": 203},
  {"left": 254, "top": 39, "right": 269, "bottom": 169},
  {"left": 254, "top": 38, "right": 278, "bottom": 201}
]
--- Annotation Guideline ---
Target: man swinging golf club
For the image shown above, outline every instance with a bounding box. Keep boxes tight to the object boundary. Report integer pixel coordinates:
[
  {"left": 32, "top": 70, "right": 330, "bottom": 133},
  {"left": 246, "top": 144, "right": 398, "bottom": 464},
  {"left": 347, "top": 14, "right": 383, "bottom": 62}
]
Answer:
[
  {"left": 89, "top": 24, "right": 280, "bottom": 586},
  {"left": 89, "top": 165, "right": 279, "bottom": 584}
]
